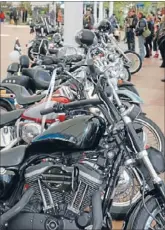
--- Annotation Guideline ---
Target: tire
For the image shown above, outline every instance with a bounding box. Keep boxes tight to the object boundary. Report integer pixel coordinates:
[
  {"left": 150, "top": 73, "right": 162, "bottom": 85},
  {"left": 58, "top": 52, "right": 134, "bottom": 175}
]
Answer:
[
  {"left": 111, "top": 114, "right": 165, "bottom": 220},
  {"left": 136, "top": 114, "right": 165, "bottom": 156},
  {"left": 28, "top": 46, "right": 34, "bottom": 61},
  {"left": 0, "top": 100, "right": 14, "bottom": 112},
  {"left": 121, "top": 67, "right": 131, "bottom": 81},
  {"left": 124, "top": 50, "right": 142, "bottom": 75},
  {"left": 125, "top": 197, "right": 164, "bottom": 230}
]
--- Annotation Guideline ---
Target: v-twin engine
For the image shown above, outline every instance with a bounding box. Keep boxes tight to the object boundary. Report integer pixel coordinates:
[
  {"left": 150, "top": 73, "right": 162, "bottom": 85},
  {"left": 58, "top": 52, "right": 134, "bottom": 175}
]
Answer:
[{"left": 8, "top": 162, "right": 104, "bottom": 230}]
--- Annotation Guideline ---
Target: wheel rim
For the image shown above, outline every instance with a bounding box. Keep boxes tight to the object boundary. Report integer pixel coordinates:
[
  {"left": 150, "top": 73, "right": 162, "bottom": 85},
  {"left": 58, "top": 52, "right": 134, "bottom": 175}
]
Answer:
[
  {"left": 113, "top": 169, "right": 141, "bottom": 207},
  {"left": 121, "top": 68, "right": 130, "bottom": 81},
  {"left": 135, "top": 118, "right": 162, "bottom": 152},
  {"left": 145, "top": 208, "right": 165, "bottom": 230},
  {"left": 125, "top": 53, "right": 141, "bottom": 74}
]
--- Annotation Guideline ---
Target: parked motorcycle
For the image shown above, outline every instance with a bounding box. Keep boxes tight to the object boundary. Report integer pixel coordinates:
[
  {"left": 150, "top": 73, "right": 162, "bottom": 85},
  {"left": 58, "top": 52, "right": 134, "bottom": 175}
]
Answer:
[{"left": 0, "top": 32, "right": 164, "bottom": 229}]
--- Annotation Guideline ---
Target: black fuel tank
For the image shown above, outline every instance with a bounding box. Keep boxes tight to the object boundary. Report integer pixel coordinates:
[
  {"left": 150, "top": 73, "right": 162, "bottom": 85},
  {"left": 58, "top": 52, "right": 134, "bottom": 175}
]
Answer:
[{"left": 27, "top": 115, "right": 106, "bottom": 154}]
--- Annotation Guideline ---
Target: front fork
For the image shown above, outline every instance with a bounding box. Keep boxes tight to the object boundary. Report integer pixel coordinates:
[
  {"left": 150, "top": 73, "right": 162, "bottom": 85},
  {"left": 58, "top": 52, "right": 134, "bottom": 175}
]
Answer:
[{"left": 123, "top": 115, "right": 165, "bottom": 203}]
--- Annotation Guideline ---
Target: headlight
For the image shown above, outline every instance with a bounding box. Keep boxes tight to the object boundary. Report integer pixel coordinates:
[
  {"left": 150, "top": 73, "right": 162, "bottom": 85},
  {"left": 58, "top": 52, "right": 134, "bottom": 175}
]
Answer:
[{"left": 22, "top": 122, "right": 41, "bottom": 144}]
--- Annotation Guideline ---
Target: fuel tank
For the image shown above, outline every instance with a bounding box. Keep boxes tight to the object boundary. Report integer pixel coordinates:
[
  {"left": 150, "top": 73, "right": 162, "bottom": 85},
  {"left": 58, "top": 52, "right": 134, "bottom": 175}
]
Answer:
[{"left": 27, "top": 115, "right": 106, "bottom": 154}]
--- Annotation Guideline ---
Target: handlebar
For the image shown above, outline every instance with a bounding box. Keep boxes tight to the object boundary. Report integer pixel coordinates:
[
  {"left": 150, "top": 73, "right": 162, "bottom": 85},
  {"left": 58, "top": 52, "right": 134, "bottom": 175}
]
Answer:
[{"left": 40, "top": 98, "right": 102, "bottom": 115}]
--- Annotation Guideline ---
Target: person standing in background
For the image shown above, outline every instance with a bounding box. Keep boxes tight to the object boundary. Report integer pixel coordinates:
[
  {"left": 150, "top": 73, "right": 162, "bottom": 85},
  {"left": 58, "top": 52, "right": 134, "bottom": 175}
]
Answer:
[
  {"left": 83, "top": 8, "right": 94, "bottom": 29},
  {"left": 157, "top": 15, "right": 165, "bottom": 81},
  {"left": 13, "top": 9, "right": 19, "bottom": 26},
  {"left": 144, "top": 15, "right": 154, "bottom": 58},
  {"left": 24, "top": 9, "right": 28, "bottom": 23},
  {"left": 0, "top": 10, "right": 5, "bottom": 24},
  {"left": 57, "top": 8, "right": 63, "bottom": 28},
  {"left": 50, "top": 9, "right": 55, "bottom": 26},
  {"left": 109, "top": 13, "right": 117, "bottom": 33},
  {"left": 125, "top": 10, "right": 138, "bottom": 51},
  {"left": 135, "top": 12, "right": 147, "bottom": 61},
  {"left": 83, "top": 9, "right": 94, "bottom": 29}
]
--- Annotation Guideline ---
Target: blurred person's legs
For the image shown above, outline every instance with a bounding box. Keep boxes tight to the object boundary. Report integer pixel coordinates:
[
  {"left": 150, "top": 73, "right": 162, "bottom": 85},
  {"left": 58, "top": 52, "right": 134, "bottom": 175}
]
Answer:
[
  {"left": 127, "top": 30, "right": 135, "bottom": 51},
  {"left": 138, "top": 35, "right": 145, "bottom": 61},
  {"left": 153, "top": 38, "right": 159, "bottom": 58}
]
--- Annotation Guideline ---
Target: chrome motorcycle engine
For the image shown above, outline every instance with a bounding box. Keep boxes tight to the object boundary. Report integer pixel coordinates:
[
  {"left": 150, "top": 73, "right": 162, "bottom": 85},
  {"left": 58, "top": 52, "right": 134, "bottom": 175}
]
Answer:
[{"left": 21, "top": 162, "right": 104, "bottom": 229}]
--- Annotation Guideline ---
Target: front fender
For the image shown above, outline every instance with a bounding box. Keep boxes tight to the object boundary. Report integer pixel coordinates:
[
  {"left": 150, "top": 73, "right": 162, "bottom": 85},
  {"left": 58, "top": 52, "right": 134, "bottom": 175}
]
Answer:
[
  {"left": 117, "top": 89, "right": 143, "bottom": 104},
  {"left": 122, "top": 195, "right": 151, "bottom": 230}
]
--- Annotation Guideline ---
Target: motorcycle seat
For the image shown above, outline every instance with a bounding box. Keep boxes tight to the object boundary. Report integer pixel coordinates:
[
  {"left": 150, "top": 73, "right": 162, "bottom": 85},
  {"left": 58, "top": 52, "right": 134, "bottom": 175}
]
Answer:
[
  {"left": 33, "top": 69, "right": 51, "bottom": 90},
  {"left": 0, "top": 109, "right": 25, "bottom": 128},
  {"left": 22, "top": 68, "right": 36, "bottom": 79},
  {"left": 0, "top": 83, "right": 45, "bottom": 105},
  {"left": 49, "top": 49, "right": 59, "bottom": 55},
  {"left": 0, "top": 145, "right": 27, "bottom": 167}
]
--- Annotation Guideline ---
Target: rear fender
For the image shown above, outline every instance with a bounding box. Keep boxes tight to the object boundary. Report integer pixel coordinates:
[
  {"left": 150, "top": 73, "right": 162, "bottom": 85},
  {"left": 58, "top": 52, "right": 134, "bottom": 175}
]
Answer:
[{"left": 116, "top": 89, "right": 143, "bottom": 104}]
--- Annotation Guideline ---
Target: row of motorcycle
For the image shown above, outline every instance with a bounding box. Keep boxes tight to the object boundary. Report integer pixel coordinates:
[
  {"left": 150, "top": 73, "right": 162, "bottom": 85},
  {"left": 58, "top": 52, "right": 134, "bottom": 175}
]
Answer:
[{"left": 0, "top": 19, "right": 164, "bottom": 230}]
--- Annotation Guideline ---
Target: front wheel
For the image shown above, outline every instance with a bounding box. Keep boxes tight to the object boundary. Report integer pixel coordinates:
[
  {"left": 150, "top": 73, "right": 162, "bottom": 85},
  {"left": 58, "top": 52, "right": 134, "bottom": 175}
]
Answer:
[
  {"left": 120, "top": 67, "right": 131, "bottom": 81},
  {"left": 111, "top": 114, "right": 165, "bottom": 220},
  {"left": 124, "top": 50, "right": 142, "bottom": 75},
  {"left": 125, "top": 197, "right": 165, "bottom": 230}
]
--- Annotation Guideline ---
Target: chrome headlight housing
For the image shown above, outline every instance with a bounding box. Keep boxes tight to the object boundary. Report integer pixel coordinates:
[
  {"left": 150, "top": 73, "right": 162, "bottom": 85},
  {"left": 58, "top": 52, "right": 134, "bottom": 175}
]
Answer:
[{"left": 21, "top": 122, "right": 41, "bottom": 144}]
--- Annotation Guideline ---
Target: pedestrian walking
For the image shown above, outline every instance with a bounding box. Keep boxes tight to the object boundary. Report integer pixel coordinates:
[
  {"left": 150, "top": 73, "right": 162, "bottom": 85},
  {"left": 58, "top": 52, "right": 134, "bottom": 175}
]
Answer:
[
  {"left": 125, "top": 10, "right": 138, "bottom": 51},
  {"left": 0, "top": 10, "right": 5, "bottom": 24},
  {"left": 135, "top": 12, "right": 148, "bottom": 61},
  {"left": 144, "top": 15, "right": 154, "bottom": 58}
]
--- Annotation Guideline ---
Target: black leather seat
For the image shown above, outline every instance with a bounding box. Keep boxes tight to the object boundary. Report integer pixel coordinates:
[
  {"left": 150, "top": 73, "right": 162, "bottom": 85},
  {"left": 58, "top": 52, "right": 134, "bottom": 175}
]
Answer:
[
  {"left": 0, "top": 83, "right": 45, "bottom": 105},
  {"left": 49, "top": 49, "right": 59, "bottom": 55},
  {"left": 22, "top": 68, "right": 36, "bottom": 79},
  {"left": 0, "top": 145, "right": 27, "bottom": 167},
  {"left": 0, "top": 109, "right": 25, "bottom": 128},
  {"left": 33, "top": 69, "right": 51, "bottom": 90}
]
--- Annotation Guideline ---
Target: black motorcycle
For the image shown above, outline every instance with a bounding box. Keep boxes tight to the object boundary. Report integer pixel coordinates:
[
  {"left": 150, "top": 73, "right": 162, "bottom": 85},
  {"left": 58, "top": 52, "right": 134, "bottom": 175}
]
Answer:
[{"left": 0, "top": 44, "right": 165, "bottom": 230}]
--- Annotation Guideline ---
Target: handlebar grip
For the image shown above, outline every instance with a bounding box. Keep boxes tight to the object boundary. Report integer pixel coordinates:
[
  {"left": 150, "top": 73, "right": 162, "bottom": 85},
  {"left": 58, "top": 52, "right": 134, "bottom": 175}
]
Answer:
[{"left": 40, "top": 107, "right": 54, "bottom": 115}]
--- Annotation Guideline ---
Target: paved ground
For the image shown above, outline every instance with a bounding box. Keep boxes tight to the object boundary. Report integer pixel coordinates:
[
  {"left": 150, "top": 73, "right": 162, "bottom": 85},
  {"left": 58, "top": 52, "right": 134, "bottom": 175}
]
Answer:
[{"left": 0, "top": 24, "right": 165, "bottom": 229}]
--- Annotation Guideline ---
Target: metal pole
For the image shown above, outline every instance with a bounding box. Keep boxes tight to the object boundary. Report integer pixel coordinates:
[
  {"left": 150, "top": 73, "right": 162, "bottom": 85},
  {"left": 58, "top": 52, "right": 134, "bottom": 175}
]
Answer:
[
  {"left": 64, "top": 1, "right": 83, "bottom": 46},
  {"left": 94, "top": 1, "right": 97, "bottom": 24},
  {"left": 109, "top": 1, "right": 114, "bottom": 17},
  {"left": 99, "top": 1, "right": 103, "bottom": 22}
]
